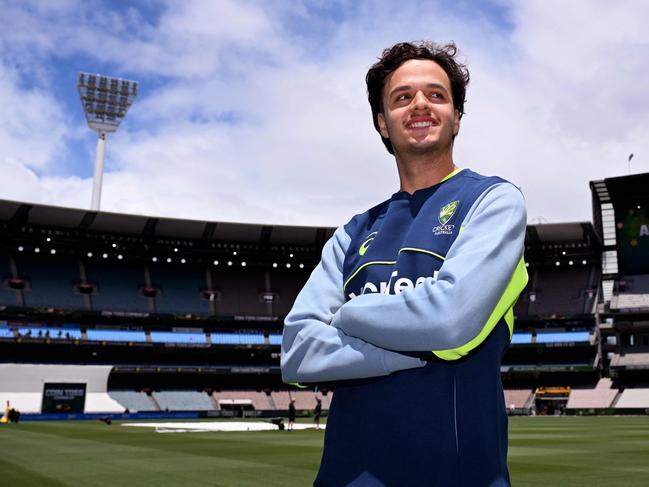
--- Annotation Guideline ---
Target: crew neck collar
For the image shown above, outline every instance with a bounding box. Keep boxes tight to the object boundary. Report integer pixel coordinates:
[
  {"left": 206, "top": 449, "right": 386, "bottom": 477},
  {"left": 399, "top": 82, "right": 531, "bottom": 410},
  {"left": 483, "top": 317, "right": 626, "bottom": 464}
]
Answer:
[{"left": 392, "top": 167, "right": 465, "bottom": 200}]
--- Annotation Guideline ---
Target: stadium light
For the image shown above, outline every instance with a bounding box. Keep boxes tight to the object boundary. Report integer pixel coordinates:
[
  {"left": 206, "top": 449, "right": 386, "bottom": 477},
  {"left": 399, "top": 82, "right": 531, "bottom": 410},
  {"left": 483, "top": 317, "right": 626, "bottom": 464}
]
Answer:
[{"left": 77, "top": 72, "right": 138, "bottom": 211}]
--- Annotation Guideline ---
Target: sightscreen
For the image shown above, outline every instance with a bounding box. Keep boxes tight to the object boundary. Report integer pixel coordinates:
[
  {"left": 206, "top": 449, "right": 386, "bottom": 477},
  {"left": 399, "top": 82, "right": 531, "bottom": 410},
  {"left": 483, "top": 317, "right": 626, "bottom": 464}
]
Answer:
[{"left": 42, "top": 383, "right": 87, "bottom": 413}]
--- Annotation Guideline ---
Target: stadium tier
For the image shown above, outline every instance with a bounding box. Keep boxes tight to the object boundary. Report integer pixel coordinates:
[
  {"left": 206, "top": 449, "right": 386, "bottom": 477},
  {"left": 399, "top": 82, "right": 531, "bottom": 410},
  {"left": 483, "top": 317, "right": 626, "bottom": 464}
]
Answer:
[
  {"left": 614, "top": 388, "right": 649, "bottom": 408},
  {"left": 153, "top": 391, "right": 216, "bottom": 411},
  {"left": 108, "top": 390, "right": 159, "bottom": 412},
  {"left": 1, "top": 171, "right": 648, "bottom": 418},
  {"left": 566, "top": 378, "right": 618, "bottom": 409}
]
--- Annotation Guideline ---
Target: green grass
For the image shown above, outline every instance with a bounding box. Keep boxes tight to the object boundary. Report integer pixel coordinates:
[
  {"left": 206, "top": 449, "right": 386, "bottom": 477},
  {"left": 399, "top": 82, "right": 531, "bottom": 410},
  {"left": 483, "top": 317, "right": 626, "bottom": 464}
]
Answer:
[{"left": 0, "top": 416, "right": 648, "bottom": 486}]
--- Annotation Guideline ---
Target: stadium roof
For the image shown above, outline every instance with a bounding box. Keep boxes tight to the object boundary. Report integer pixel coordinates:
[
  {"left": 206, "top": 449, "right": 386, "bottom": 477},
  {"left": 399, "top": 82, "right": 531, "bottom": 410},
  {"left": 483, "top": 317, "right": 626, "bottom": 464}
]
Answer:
[
  {"left": 595, "top": 172, "right": 649, "bottom": 204},
  {"left": 526, "top": 222, "right": 600, "bottom": 247},
  {"left": 0, "top": 199, "right": 334, "bottom": 246},
  {"left": 0, "top": 199, "right": 601, "bottom": 250}
]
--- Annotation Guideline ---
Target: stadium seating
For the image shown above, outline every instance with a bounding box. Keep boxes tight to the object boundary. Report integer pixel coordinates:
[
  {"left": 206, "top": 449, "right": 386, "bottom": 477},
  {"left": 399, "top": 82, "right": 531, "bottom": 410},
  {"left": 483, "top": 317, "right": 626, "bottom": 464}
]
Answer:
[
  {"left": 610, "top": 275, "right": 649, "bottom": 310},
  {"left": 214, "top": 390, "right": 275, "bottom": 410},
  {"left": 148, "top": 264, "right": 209, "bottom": 315},
  {"left": 614, "top": 388, "right": 649, "bottom": 408},
  {"left": 210, "top": 332, "right": 265, "bottom": 345},
  {"left": 212, "top": 271, "right": 270, "bottom": 316},
  {"left": 109, "top": 391, "right": 160, "bottom": 412},
  {"left": 503, "top": 389, "right": 533, "bottom": 409},
  {"left": 267, "top": 273, "right": 306, "bottom": 317},
  {"left": 272, "top": 390, "right": 329, "bottom": 411},
  {"left": 526, "top": 267, "right": 595, "bottom": 316},
  {"left": 15, "top": 326, "right": 82, "bottom": 340},
  {"left": 149, "top": 331, "right": 207, "bottom": 345},
  {"left": 86, "top": 329, "right": 147, "bottom": 343},
  {"left": 610, "top": 352, "right": 649, "bottom": 369},
  {"left": 535, "top": 331, "right": 591, "bottom": 344},
  {"left": 12, "top": 255, "right": 86, "bottom": 310},
  {"left": 566, "top": 378, "right": 618, "bottom": 409},
  {"left": 153, "top": 391, "right": 216, "bottom": 411},
  {"left": 84, "top": 261, "right": 150, "bottom": 312},
  {"left": 511, "top": 333, "right": 532, "bottom": 345},
  {"left": 610, "top": 294, "right": 649, "bottom": 310},
  {"left": 0, "top": 326, "right": 14, "bottom": 339}
]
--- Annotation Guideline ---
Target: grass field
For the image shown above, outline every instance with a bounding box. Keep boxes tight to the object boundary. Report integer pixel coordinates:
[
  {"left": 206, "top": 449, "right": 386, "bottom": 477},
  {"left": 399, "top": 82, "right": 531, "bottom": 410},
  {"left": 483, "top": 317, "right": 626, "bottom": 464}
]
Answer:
[{"left": 1, "top": 416, "right": 648, "bottom": 486}]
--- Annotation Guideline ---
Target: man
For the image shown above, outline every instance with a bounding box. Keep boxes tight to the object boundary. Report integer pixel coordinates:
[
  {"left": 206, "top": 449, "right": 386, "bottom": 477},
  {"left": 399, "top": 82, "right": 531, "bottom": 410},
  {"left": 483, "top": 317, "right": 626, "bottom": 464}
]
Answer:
[
  {"left": 313, "top": 397, "right": 322, "bottom": 430},
  {"left": 281, "top": 41, "right": 527, "bottom": 487},
  {"left": 288, "top": 398, "right": 296, "bottom": 431}
]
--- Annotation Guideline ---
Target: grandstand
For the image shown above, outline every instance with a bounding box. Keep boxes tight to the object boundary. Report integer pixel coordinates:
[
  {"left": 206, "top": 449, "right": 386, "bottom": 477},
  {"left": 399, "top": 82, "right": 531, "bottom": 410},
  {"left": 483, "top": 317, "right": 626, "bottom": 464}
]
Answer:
[{"left": 1, "top": 171, "right": 648, "bottom": 418}]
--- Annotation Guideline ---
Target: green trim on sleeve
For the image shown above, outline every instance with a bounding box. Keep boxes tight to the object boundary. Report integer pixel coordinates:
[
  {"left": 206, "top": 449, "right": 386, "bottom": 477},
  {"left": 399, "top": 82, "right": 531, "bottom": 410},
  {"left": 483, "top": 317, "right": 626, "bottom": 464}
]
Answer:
[{"left": 432, "top": 256, "right": 528, "bottom": 361}]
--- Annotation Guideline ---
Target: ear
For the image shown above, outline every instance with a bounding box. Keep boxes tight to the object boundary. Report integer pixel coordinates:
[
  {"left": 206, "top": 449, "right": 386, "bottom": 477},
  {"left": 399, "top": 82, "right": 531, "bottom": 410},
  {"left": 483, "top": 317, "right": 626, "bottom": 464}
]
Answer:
[
  {"left": 453, "top": 109, "right": 460, "bottom": 136},
  {"left": 378, "top": 112, "right": 390, "bottom": 139}
]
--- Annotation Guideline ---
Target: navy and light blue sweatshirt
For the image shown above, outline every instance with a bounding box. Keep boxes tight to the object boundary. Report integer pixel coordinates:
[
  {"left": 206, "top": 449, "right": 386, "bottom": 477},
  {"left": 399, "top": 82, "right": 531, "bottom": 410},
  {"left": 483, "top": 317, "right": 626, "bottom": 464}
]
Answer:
[{"left": 281, "top": 168, "right": 527, "bottom": 487}]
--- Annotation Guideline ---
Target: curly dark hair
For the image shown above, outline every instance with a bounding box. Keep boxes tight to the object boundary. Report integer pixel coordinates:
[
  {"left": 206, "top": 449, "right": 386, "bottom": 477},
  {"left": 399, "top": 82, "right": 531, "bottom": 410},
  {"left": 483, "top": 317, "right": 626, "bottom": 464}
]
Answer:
[{"left": 366, "top": 41, "right": 470, "bottom": 154}]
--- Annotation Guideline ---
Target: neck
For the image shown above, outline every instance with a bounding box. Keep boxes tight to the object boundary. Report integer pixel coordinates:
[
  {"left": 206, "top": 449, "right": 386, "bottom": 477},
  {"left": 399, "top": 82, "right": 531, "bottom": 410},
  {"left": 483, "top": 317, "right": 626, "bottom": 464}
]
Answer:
[{"left": 394, "top": 148, "right": 456, "bottom": 194}]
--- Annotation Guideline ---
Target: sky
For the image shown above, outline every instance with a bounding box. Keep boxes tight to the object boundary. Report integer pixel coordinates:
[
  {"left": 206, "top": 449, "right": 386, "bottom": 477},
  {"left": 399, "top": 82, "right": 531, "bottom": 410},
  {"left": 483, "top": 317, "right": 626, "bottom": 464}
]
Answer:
[{"left": 0, "top": 0, "right": 648, "bottom": 228}]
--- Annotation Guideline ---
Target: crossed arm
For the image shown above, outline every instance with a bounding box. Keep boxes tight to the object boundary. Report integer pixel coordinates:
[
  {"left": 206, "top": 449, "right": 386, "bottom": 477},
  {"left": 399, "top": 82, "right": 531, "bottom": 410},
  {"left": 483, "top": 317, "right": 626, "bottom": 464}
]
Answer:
[
  {"left": 280, "top": 183, "right": 527, "bottom": 384},
  {"left": 280, "top": 225, "right": 426, "bottom": 384}
]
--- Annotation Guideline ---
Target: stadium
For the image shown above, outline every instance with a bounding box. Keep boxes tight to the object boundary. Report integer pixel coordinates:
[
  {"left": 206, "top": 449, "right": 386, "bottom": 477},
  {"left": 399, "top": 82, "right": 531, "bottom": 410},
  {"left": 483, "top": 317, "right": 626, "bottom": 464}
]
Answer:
[{"left": 1, "top": 170, "right": 648, "bottom": 485}]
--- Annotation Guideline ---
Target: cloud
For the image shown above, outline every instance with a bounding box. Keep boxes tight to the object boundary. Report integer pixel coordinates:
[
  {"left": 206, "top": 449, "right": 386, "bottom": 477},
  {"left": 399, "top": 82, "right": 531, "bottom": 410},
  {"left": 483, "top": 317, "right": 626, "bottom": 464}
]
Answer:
[
  {"left": 0, "top": 0, "right": 648, "bottom": 227},
  {"left": 0, "top": 62, "right": 71, "bottom": 171}
]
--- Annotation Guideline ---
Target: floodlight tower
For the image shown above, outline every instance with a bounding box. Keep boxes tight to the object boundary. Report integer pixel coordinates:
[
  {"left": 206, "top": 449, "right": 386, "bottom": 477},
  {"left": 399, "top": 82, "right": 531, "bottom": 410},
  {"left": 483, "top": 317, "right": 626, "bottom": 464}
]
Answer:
[{"left": 77, "top": 73, "right": 138, "bottom": 211}]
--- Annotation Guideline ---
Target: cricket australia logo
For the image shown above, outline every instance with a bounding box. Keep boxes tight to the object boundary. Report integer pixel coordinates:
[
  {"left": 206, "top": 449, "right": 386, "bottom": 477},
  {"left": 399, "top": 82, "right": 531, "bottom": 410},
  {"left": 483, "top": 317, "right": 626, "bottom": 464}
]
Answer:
[
  {"left": 359, "top": 232, "right": 378, "bottom": 256},
  {"left": 433, "top": 200, "right": 459, "bottom": 236}
]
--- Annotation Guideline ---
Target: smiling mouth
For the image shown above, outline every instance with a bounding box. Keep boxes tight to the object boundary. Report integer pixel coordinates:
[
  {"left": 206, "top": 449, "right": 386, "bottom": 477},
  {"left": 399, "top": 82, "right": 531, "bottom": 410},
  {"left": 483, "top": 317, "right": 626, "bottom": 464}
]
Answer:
[{"left": 406, "top": 120, "right": 438, "bottom": 129}]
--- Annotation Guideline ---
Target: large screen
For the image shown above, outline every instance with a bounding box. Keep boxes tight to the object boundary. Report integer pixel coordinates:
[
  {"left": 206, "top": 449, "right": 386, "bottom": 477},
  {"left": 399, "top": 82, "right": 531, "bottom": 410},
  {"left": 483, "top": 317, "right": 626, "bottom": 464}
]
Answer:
[
  {"left": 616, "top": 204, "right": 649, "bottom": 275},
  {"left": 41, "top": 383, "right": 86, "bottom": 413}
]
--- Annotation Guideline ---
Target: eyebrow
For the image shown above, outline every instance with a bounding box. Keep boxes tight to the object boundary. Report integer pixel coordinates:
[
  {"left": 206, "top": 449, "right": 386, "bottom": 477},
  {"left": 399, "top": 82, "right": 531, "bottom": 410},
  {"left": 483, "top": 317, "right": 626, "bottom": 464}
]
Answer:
[{"left": 389, "top": 83, "right": 449, "bottom": 97}]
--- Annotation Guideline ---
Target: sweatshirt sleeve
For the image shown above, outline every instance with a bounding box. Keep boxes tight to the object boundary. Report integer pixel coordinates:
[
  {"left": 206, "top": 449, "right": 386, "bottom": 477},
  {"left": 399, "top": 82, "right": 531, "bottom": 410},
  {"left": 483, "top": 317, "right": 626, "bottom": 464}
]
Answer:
[
  {"left": 280, "top": 226, "right": 426, "bottom": 384},
  {"left": 330, "top": 183, "right": 528, "bottom": 357}
]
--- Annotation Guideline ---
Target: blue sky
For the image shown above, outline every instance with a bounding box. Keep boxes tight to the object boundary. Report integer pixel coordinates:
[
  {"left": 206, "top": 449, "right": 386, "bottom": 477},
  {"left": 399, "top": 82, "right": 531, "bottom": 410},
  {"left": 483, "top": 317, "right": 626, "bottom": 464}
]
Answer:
[{"left": 1, "top": 0, "right": 648, "bottom": 226}]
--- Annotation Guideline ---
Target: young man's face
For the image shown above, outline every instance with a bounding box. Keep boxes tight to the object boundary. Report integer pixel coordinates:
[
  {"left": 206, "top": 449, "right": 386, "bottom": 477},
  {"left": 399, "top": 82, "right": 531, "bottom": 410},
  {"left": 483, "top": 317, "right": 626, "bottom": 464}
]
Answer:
[{"left": 378, "top": 59, "right": 459, "bottom": 158}]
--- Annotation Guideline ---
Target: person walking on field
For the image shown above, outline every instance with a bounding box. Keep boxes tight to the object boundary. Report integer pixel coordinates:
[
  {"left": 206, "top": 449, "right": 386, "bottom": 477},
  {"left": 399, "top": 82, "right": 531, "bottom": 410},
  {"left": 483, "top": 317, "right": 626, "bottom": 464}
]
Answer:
[
  {"left": 287, "top": 398, "right": 296, "bottom": 431},
  {"left": 313, "top": 397, "right": 322, "bottom": 430}
]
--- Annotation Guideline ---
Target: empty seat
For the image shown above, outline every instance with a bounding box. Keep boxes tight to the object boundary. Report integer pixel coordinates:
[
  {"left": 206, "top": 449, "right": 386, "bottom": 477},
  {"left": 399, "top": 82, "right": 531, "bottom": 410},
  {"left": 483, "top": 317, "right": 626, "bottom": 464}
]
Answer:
[
  {"left": 154, "top": 391, "right": 215, "bottom": 411},
  {"left": 109, "top": 391, "right": 159, "bottom": 412},
  {"left": 86, "top": 329, "right": 147, "bottom": 342},
  {"left": 566, "top": 379, "right": 617, "bottom": 409},
  {"left": 149, "top": 331, "right": 206, "bottom": 344}
]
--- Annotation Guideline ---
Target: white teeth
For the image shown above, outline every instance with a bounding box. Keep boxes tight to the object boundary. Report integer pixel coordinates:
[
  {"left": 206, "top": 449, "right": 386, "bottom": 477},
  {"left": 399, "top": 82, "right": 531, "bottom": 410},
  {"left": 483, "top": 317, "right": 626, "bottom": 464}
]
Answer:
[{"left": 410, "top": 121, "right": 433, "bottom": 128}]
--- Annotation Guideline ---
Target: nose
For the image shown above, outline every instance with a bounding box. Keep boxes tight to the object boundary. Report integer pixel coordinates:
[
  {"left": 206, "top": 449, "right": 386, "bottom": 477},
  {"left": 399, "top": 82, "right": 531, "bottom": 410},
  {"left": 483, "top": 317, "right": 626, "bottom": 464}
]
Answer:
[{"left": 411, "top": 90, "right": 429, "bottom": 110}]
